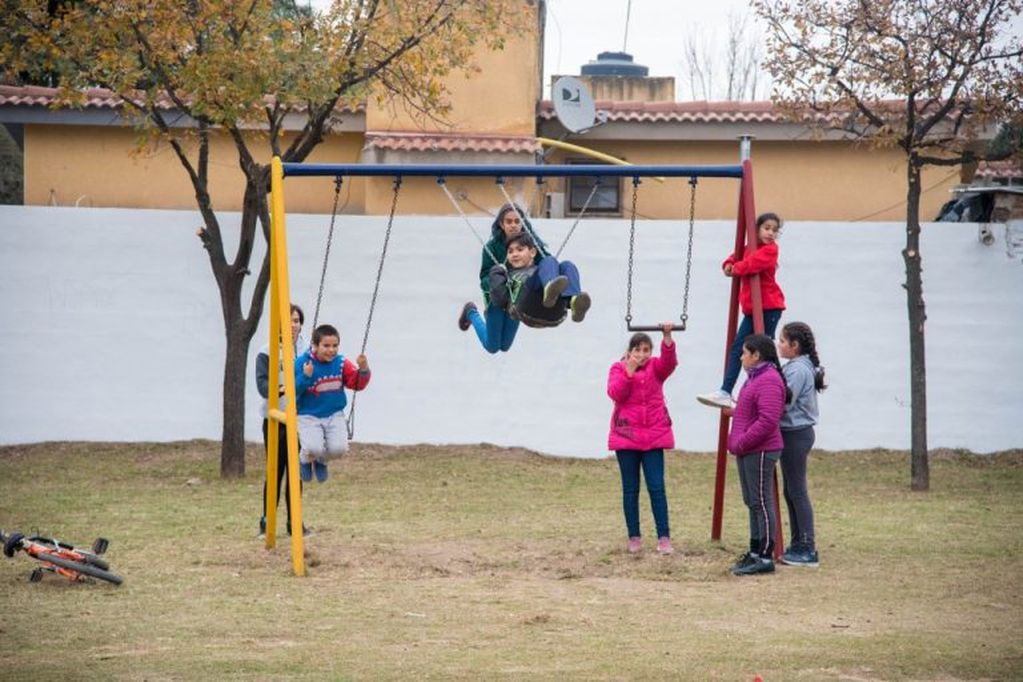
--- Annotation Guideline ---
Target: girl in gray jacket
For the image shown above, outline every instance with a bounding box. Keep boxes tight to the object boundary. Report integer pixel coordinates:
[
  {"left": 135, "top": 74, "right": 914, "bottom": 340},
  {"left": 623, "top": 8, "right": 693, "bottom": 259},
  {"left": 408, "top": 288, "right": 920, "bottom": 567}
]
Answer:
[{"left": 777, "top": 321, "right": 827, "bottom": 567}]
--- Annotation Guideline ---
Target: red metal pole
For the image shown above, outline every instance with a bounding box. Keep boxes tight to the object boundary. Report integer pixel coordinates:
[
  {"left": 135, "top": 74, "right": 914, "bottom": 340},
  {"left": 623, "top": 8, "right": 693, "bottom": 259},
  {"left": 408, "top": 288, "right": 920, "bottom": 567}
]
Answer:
[
  {"left": 740, "top": 161, "right": 784, "bottom": 560},
  {"left": 709, "top": 161, "right": 785, "bottom": 560},
  {"left": 710, "top": 164, "right": 752, "bottom": 541}
]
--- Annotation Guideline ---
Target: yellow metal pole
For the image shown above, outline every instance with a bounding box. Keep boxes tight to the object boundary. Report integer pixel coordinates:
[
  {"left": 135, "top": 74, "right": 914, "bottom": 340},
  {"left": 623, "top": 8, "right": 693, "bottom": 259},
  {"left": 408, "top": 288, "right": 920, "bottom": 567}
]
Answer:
[
  {"left": 264, "top": 233, "right": 281, "bottom": 549},
  {"left": 270, "top": 156, "right": 306, "bottom": 577},
  {"left": 536, "top": 137, "right": 665, "bottom": 183}
]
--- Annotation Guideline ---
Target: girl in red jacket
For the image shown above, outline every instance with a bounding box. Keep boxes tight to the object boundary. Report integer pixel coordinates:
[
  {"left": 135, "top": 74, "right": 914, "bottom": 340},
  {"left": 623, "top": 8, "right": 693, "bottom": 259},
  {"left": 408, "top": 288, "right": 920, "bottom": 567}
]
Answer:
[
  {"left": 698, "top": 212, "right": 786, "bottom": 409},
  {"left": 727, "top": 334, "right": 789, "bottom": 576},
  {"left": 607, "top": 323, "right": 678, "bottom": 555}
]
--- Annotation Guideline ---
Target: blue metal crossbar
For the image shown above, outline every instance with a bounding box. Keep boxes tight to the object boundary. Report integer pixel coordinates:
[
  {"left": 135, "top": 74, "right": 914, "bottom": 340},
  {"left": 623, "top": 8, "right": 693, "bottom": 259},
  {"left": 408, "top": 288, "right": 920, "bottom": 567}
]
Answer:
[{"left": 282, "top": 163, "right": 744, "bottom": 179}]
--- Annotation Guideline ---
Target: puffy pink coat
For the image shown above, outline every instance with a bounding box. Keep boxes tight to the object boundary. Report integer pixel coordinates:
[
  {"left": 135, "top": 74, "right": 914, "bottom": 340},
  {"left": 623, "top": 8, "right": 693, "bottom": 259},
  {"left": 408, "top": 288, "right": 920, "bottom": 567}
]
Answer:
[{"left": 607, "top": 340, "right": 678, "bottom": 451}]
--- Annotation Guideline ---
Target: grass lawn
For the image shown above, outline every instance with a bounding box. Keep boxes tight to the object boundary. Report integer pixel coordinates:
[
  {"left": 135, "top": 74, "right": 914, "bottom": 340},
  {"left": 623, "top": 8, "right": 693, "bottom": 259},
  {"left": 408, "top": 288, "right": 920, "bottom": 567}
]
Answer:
[{"left": 1, "top": 441, "right": 1021, "bottom": 680}]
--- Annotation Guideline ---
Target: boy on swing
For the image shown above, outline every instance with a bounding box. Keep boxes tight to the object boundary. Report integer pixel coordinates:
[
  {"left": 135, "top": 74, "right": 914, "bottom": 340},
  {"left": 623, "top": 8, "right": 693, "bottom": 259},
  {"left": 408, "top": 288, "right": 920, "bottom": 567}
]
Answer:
[
  {"left": 488, "top": 232, "right": 591, "bottom": 328},
  {"left": 294, "top": 324, "right": 371, "bottom": 482}
]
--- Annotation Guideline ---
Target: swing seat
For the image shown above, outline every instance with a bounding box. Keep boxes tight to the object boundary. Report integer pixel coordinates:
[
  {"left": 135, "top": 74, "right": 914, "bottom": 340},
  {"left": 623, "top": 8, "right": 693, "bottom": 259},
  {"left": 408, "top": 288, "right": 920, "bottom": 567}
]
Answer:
[{"left": 509, "top": 305, "right": 567, "bottom": 329}]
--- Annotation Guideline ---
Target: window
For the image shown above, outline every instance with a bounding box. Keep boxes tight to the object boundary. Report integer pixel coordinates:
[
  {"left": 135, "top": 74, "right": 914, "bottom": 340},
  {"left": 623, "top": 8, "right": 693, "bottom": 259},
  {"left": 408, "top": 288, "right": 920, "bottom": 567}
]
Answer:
[{"left": 566, "top": 159, "right": 622, "bottom": 216}]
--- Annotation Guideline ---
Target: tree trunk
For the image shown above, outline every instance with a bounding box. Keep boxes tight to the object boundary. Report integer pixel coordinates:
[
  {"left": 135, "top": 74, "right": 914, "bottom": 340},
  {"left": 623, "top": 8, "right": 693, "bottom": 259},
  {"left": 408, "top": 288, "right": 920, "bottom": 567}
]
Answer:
[
  {"left": 221, "top": 321, "right": 249, "bottom": 478},
  {"left": 215, "top": 181, "right": 272, "bottom": 477},
  {"left": 903, "top": 159, "right": 929, "bottom": 491}
]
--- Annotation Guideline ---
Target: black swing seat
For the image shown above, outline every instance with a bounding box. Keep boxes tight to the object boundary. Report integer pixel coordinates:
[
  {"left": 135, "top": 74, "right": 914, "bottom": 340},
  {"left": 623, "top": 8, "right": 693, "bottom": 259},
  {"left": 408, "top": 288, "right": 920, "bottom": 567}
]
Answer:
[{"left": 509, "top": 302, "right": 568, "bottom": 328}]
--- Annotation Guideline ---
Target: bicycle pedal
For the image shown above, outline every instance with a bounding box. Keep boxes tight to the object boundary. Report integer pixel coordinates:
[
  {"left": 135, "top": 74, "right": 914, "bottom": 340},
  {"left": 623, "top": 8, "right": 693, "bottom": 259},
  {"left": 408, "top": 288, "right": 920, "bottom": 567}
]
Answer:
[
  {"left": 91, "top": 538, "right": 109, "bottom": 555},
  {"left": 29, "top": 568, "right": 44, "bottom": 582}
]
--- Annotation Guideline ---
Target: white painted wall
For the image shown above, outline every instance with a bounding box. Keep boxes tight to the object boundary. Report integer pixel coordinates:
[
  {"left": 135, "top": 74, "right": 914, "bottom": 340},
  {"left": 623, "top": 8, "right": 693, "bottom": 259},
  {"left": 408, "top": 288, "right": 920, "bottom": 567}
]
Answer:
[{"left": 1, "top": 206, "right": 1020, "bottom": 455}]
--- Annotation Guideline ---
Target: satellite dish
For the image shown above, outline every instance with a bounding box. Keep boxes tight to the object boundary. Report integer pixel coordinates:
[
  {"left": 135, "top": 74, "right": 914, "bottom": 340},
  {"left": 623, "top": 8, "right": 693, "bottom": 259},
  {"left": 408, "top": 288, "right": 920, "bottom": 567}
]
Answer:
[{"left": 552, "top": 76, "right": 596, "bottom": 133}]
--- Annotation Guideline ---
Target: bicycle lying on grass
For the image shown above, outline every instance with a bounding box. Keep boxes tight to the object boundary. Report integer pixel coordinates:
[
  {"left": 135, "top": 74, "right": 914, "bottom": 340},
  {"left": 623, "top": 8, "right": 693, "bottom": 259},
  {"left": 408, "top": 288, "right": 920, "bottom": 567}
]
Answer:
[{"left": 1, "top": 529, "right": 124, "bottom": 585}]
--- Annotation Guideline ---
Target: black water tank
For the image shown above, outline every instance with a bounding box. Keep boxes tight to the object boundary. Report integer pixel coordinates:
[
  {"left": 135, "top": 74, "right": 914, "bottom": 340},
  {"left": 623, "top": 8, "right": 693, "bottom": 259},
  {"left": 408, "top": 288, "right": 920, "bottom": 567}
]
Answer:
[{"left": 580, "top": 51, "right": 649, "bottom": 77}]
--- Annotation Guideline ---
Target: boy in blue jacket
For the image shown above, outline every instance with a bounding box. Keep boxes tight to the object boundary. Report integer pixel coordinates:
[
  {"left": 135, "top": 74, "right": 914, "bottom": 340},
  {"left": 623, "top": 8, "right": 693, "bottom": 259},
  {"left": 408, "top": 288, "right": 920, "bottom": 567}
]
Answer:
[{"left": 294, "top": 324, "right": 371, "bottom": 482}]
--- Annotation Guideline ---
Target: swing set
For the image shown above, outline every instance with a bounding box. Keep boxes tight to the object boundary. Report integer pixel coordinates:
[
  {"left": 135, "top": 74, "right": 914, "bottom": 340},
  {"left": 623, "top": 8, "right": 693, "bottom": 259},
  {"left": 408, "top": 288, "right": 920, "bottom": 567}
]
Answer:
[{"left": 264, "top": 155, "right": 780, "bottom": 576}]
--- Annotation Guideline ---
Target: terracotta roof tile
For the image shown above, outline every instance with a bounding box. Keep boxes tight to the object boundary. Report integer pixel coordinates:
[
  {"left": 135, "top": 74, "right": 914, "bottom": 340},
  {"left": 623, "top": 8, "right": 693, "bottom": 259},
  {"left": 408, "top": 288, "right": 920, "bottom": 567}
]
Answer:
[
  {"left": 538, "top": 99, "right": 787, "bottom": 124},
  {"left": 0, "top": 84, "right": 363, "bottom": 114},
  {"left": 976, "top": 159, "right": 1022, "bottom": 179},
  {"left": 365, "top": 131, "right": 540, "bottom": 154}
]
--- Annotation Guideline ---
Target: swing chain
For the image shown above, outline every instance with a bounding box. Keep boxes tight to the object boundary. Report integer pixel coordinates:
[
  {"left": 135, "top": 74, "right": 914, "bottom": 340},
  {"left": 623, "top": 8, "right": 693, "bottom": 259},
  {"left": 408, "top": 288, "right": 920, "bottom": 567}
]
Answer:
[
  {"left": 624, "top": 177, "right": 640, "bottom": 326},
  {"left": 439, "top": 179, "right": 504, "bottom": 267},
  {"left": 312, "top": 176, "right": 344, "bottom": 331},
  {"left": 348, "top": 176, "right": 401, "bottom": 440},
  {"left": 680, "top": 176, "right": 697, "bottom": 328}
]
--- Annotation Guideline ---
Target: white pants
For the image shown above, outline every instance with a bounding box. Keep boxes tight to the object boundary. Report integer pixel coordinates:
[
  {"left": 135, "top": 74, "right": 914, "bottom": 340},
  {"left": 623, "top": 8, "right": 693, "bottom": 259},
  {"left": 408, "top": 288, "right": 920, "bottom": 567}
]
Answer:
[{"left": 297, "top": 412, "right": 349, "bottom": 463}]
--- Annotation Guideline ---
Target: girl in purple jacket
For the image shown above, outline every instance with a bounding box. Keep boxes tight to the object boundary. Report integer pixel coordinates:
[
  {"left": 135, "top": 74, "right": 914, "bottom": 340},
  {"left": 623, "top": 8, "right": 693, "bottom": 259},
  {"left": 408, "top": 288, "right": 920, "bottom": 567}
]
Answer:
[
  {"left": 727, "top": 333, "right": 789, "bottom": 576},
  {"left": 607, "top": 323, "right": 678, "bottom": 555}
]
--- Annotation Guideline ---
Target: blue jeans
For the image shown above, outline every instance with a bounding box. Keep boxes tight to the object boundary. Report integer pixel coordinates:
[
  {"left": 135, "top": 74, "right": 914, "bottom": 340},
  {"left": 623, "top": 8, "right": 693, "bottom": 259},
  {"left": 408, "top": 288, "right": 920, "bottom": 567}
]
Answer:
[
  {"left": 722, "top": 309, "right": 783, "bottom": 393},
  {"left": 469, "top": 305, "right": 519, "bottom": 354},
  {"left": 615, "top": 449, "right": 670, "bottom": 538},
  {"left": 533, "top": 256, "right": 582, "bottom": 298}
]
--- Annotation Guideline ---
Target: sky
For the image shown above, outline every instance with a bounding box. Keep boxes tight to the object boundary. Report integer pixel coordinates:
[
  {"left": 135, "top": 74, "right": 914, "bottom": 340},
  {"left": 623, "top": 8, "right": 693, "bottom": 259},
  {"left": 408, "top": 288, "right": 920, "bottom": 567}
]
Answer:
[
  {"left": 543, "top": 0, "right": 761, "bottom": 98},
  {"left": 304, "top": 0, "right": 762, "bottom": 101}
]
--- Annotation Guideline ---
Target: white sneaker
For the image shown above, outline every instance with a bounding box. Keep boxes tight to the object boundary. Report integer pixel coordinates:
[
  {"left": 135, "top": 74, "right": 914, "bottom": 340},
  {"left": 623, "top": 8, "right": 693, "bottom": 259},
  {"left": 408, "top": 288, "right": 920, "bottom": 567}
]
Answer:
[{"left": 697, "top": 389, "right": 735, "bottom": 408}]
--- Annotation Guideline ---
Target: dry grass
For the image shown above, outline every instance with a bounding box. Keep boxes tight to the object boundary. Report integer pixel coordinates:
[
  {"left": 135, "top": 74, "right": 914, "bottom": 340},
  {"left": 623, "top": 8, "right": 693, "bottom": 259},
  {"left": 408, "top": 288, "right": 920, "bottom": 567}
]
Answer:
[{"left": 0, "top": 441, "right": 1021, "bottom": 681}]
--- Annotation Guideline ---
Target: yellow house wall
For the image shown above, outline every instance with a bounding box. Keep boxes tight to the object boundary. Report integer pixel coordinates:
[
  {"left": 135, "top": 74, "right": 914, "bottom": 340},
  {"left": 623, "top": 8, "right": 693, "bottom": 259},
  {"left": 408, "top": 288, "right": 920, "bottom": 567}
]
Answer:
[
  {"left": 366, "top": 19, "right": 539, "bottom": 136},
  {"left": 363, "top": 173, "right": 545, "bottom": 218},
  {"left": 545, "top": 140, "right": 958, "bottom": 221},
  {"left": 24, "top": 124, "right": 367, "bottom": 213}
]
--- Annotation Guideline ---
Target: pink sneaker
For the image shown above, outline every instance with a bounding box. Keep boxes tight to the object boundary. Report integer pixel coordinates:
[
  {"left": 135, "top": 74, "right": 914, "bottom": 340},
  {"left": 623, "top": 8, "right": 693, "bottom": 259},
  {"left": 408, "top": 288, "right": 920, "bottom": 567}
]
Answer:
[
  {"left": 657, "top": 537, "right": 674, "bottom": 555},
  {"left": 627, "top": 537, "right": 642, "bottom": 553}
]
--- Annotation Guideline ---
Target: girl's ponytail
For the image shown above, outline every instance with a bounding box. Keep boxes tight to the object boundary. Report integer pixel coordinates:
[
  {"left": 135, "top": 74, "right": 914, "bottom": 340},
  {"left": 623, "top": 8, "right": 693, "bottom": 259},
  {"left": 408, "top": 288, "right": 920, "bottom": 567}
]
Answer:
[{"left": 782, "top": 321, "right": 827, "bottom": 392}]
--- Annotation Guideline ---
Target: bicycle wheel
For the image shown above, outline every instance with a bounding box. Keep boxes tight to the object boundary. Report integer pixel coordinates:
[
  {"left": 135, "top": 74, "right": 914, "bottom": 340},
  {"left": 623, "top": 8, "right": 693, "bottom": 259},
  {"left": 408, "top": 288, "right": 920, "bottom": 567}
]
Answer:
[
  {"left": 39, "top": 552, "right": 123, "bottom": 585},
  {"left": 74, "top": 551, "right": 110, "bottom": 571}
]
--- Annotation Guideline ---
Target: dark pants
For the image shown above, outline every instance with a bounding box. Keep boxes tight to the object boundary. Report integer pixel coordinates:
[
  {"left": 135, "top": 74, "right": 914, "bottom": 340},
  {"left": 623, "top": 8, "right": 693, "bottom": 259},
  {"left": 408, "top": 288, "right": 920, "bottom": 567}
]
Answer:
[
  {"left": 781, "top": 426, "right": 816, "bottom": 549},
  {"left": 736, "top": 450, "right": 780, "bottom": 556},
  {"left": 262, "top": 419, "right": 300, "bottom": 522},
  {"left": 722, "top": 309, "right": 783, "bottom": 393},
  {"left": 615, "top": 449, "right": 670, "bottom": 539},
  {"left": 468, "top": 305, "right": 519, "bottom": 353}
]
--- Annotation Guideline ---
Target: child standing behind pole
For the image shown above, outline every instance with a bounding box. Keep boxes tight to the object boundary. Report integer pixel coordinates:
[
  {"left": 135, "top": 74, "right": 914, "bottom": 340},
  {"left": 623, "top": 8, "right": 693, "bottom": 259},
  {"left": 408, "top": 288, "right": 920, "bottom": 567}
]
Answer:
[
  {"left": 256, "top": 303, "right": 307, "bottom": 538},
  {"left": 727, "top": 333, "right": 789, "bottom": 576},
  {"left": 778, "top": 321, "right": 826, "bottom": 567},
  {"left": 294, "top": 324, "right": 370, "bottom": 483},
  {"left": 698, "top": 212, "right": 786, "bottom": 409},
  {"left": 606, "top": 323, "right": 678, "bottom": 555}
]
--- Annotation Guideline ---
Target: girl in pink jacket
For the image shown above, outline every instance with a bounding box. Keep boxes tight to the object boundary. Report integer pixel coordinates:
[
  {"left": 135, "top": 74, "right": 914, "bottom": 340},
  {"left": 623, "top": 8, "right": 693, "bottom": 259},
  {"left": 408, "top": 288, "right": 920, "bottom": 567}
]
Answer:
[{"left": 607, "top": 323, "right": 678, "bottom": 555}]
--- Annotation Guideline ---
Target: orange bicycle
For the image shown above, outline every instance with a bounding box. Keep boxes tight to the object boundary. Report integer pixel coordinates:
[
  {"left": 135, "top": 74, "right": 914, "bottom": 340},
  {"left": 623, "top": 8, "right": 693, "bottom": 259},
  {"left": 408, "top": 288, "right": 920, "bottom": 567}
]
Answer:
[{"left": 1, "top": 529, "right": 123, "bottom": 585}]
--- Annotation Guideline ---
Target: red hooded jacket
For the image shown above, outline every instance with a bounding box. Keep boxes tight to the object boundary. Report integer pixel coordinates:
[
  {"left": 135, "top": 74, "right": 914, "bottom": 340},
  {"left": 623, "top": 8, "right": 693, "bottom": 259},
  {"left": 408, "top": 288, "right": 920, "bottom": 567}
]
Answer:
[{"left": 723, "top": 241, "right": 786, "bottom": 314}]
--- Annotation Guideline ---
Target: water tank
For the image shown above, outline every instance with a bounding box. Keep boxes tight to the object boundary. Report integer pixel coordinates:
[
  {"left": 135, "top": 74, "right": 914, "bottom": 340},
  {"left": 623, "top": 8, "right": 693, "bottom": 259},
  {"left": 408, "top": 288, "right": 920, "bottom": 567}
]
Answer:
[{"left": 580, "top": 51, "right": 649, "bottom": 77}]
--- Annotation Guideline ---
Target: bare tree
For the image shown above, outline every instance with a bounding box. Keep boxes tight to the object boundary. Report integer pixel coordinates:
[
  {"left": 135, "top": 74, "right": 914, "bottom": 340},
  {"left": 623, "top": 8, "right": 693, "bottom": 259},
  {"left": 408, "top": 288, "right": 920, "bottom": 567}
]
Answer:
[
  {"left": 755, "top": 0, "right": 1023, "bottom": 490},
  {"left": 680, "top": 10, "right": 765, "bottom": 101}
]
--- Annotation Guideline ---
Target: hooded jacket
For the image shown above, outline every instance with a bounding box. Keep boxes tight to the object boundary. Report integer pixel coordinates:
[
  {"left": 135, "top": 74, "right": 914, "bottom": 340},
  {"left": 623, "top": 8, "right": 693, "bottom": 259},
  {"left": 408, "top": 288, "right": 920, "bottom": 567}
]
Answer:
[
  {"left": 728, "top": 362, "right": 786, "bottom": 455},
  {"left": 723, "top": 241, "right": 786, "bottom": 314},
  {"left": 487, "top": 263, "right": 567, "bottom": 328},
  {"left": 606, "top": 340, "right": 678, "bottom": 451}
]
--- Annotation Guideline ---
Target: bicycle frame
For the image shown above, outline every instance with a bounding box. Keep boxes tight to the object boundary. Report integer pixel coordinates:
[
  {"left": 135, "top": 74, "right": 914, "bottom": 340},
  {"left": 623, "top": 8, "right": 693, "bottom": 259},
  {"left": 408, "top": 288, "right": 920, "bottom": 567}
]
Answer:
[{"left": 1, "top": 529, "right": 123, "bottom": 585}]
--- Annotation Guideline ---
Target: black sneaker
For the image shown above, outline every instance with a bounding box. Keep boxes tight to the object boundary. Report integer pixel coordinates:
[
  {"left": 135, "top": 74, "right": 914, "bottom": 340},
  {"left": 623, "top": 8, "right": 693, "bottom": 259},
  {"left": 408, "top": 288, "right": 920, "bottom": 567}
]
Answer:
[
  {"left": 731, "top": 552, "right": 775, "bottom": 576},
  {"left": 258, "top": 516, "right": 267, "bottom": 538},
  {"left": 458, "top": 302, "right": 477, "bottom": 331},
  {"left": 781, "top": 545, "right": 820, "bottom": 567},
  {"left": 542, "top": 276, "right": 569, "bottom": 307}
]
